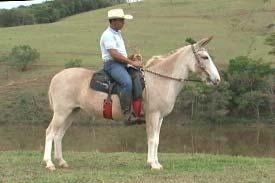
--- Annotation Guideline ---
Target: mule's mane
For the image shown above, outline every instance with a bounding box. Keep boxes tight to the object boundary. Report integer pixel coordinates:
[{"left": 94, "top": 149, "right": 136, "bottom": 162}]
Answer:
[{"left": 145, "top": 48, "right": 183, "bottom": 68}]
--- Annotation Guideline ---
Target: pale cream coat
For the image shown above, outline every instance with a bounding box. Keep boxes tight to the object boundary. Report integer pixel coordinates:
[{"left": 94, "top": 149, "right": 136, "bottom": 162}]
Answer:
[{"left": 43, "top": 37, "right": 220, "bottom": 170}]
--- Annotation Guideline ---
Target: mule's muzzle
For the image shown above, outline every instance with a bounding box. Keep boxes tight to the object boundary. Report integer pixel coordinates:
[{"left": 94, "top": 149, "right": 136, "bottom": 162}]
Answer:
[
  {"left": 206, "top": 77, "right": 220, "bottom": 86},
  {"left": 211, "top": 78, "right": 220, "bottom": 85}
]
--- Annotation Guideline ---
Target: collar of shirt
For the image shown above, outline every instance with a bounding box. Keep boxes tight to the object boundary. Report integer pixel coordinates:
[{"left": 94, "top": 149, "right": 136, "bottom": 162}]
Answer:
[{"left": 108, "top": 26, "right": 121, "bottom": 34}]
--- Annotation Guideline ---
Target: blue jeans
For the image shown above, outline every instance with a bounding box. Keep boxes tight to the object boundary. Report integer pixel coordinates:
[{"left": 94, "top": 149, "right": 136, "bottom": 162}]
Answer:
[{"left": 103, "top": 61, "right": 132, "bottom": 94}]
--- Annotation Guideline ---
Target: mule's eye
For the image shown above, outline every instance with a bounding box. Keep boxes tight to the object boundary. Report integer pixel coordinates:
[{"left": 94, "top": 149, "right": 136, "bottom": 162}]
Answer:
[{"left": 201, "top": 56, "right": 208, "bottom": 60}]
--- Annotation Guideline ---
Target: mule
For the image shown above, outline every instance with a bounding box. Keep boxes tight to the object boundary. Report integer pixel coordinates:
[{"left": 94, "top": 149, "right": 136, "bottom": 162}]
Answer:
[{"left": 42, "top": 37, "right": 220, "bottom": 171}]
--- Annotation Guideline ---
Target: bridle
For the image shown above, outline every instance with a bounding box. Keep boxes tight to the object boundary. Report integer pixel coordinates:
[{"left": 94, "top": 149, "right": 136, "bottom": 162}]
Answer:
[
  {"left": 191, "top": 44, "right": 211, "bottom": 79},
  {"left": 143, "top": 44, "right": 210, "bottom": 82}
]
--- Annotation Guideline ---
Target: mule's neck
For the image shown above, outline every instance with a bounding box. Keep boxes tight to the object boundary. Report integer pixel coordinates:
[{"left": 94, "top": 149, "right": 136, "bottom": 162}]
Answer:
[{"left": 146, "top": 45, "right": 194, "bottom": 102}]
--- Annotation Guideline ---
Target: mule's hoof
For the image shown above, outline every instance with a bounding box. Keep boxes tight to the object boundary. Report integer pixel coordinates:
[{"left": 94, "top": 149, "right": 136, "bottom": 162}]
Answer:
[
  {"left": 156, "top": 163, "right": 163, "bottom": 170},
  {"left": 41, "top": 160, "right": 46, "bottom": 165},
  {"left": 151, "top": 166, "right": 163, "bottom": 170},
  {"left": 59, "top": 162, "right": 69, "bottom": 168},
  {"left": 46, "top": 165, "right": 56, "bottom": 171},
  {"left": 148, "top": 162, "right": 163, "bottom": 170}
]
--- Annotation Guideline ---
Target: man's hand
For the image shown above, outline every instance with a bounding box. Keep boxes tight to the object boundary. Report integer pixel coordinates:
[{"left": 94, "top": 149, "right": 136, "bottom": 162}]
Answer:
[
  {"left": 128, "top": 54, "right": 143, "bottom": 68},
  {"left": 108, "top": 49, "right": 143, "bottom": 68},
  {"left": 129, "top": 54, "right": 142, "bottom": 62},
  {"left": 130, "top": 60, "right": 143, "bottom": 68}
]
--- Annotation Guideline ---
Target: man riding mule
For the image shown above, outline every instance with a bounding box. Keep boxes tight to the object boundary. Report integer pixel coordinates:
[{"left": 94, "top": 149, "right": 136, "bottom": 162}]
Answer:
[
  {"left": 100, "top": 9, "right": 143, "bottom": 125},
  {"left": 42, "top": 9, "right": 220, "bottom": 171}
]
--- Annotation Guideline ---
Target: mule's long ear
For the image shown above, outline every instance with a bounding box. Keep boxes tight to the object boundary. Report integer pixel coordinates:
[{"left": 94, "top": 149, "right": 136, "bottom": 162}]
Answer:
[{"left": 196, "top": 36, "right": 213, "bottom": 48}]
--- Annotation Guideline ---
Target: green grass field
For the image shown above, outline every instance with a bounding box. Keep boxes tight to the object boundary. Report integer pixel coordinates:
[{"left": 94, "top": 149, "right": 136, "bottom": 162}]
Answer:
[{"left": 1, "top": 151, "right": 275, "bottom": 183}]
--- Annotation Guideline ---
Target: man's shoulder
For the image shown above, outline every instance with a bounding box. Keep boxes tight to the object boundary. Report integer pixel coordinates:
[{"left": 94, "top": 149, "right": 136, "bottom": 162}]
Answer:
[{"left": 101, "top": 28, "right": 113, "bottom": 38}]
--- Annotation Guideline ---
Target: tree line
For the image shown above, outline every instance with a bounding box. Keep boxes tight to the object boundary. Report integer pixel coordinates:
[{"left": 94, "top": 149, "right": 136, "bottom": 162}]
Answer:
[{"left": 0, "top": 0, "right": 125, "bottom": 27}]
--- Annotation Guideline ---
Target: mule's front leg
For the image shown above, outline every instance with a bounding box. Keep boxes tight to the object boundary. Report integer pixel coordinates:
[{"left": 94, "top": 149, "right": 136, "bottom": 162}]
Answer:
[
  {"left": 154, "top": 117, "right": 163, "bottom": 169},
  {"left": 146, "top": 112, "right": 162, "bottom": 170}
]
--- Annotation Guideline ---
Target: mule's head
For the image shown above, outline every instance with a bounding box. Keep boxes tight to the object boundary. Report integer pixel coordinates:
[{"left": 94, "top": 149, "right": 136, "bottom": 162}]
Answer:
[{"left": 188, "top": 37, "right": 220, "bottom": 85}]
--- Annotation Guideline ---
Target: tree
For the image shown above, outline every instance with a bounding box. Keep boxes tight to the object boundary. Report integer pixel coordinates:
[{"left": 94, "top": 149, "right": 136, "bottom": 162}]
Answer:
[
  {"left": 192, "top": 81, "right": 231, "bottom": 121},
  {"left": 236, "top": 91, "right": 268, "bottom": 119},
  {"left": 8, "top": 45, "right": 40, "bottom": 71},
  {"left": 224, "top": 56, "right": 273, "bottom": 118},
  {"left": 226, "top": 56, "right": 272, "bottom": 95},
  {"left": 175, "top": 75, "right": 231, "bottom": 122},
  {"left": 0, "top": 0, "right": 118, "bottom": 27}
]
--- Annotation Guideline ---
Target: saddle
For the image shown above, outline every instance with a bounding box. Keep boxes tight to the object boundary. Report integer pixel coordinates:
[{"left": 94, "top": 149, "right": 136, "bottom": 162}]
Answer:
[{"left": 90, "top": 67, "right": 145, "bottom": 119}]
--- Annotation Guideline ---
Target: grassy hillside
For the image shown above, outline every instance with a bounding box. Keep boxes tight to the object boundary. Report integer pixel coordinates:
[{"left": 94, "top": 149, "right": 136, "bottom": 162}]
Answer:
[
  {"left": 1, "top": 151, "right": 275, "bottom": 183},
  {"left": 0, "top": 0, "right": 275, "bottom": 124},
  {"left": 0, "top": 0, "right": 274, "bottom": 66}
]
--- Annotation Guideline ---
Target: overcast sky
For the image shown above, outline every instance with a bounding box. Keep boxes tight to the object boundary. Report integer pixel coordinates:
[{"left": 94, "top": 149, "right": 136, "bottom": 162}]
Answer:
[{"left": 0, "top": 0, "right": 49, "bottom": 10}]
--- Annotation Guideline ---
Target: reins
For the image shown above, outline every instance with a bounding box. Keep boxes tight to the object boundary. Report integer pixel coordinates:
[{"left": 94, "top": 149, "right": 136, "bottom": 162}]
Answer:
[
  {"left": 142, "top": 44, "right": 205, "bottom": 83},
  {"left": 142, "top": 68, "right": 202, "bottom": 82}
]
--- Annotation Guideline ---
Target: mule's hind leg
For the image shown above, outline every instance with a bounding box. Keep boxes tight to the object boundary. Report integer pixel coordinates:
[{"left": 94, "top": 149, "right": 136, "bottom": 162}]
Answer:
[
  {"left": 43, "top": 122, "right": 56, "bottom": 171},
  {"left": 43, "top": 109, "right": 72, "bottom": 171},
  {"left": 54, "top": 109, "right": 79, "bottom": 168}
]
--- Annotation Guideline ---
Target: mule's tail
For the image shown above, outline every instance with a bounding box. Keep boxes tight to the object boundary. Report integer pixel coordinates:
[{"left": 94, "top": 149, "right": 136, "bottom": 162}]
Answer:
[{"left": 48, "top": 89, "right": 53, "bottom": 110}]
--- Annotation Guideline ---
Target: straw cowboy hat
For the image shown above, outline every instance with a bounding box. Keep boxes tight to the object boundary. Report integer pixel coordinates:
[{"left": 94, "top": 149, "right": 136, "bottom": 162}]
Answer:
[{"left": 108, "top": 9, "right": 133, "bottom": 20}]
